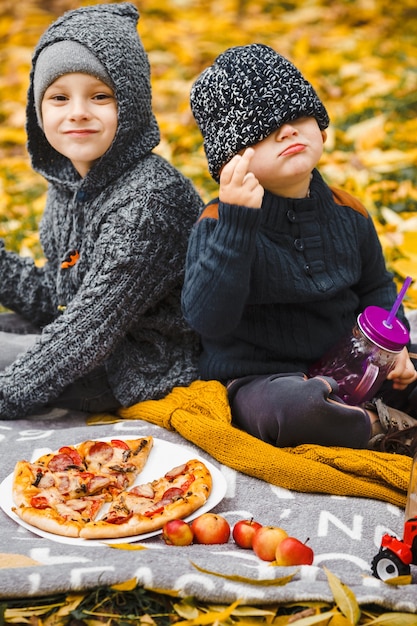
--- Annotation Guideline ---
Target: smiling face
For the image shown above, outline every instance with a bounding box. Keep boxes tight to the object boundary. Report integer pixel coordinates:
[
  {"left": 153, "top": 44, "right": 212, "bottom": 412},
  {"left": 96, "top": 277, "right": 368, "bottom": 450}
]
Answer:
[
  {"left": 41, "top": 73, "right": 118, "bottom": 177},
  {"left": 246, "top": 117, "right": 327, "bottom": 198}
]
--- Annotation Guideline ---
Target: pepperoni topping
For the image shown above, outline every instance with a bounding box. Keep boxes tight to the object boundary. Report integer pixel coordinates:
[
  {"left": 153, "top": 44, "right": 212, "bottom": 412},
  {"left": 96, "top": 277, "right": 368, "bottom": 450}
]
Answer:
[
  {"left": 48, "top": 453, "right": 77, "bottom": 472},
  {"left": 143, "top": 487, "right": 185, "bottom": 517},
  {"left": 110, "top": 440, "right": 130, "bottom": 450},
  {"left": 161, "top": 487, "right": 184, "bottom": 501},
  {"left": 87, "top": 441, "right": 114, "bottom": 463},
  {"left": 58, "top": 446, "right": 84, "bottom": 467}
]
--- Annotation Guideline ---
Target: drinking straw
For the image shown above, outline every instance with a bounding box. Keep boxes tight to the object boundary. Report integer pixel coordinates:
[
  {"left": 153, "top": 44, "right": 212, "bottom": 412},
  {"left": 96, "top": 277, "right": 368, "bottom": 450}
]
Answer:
[{"left": 384, "top": 275, "right": 413, "bottom": 328}]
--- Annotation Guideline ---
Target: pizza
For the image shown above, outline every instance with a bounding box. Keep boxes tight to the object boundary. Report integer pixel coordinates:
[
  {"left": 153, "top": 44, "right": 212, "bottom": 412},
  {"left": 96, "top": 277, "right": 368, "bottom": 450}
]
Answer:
[
  {"left": 80, "top": 459, "right": 212, "bottom": 539},
  {"left": 11, "top": 437, "right": 213, "bottom": 540}
]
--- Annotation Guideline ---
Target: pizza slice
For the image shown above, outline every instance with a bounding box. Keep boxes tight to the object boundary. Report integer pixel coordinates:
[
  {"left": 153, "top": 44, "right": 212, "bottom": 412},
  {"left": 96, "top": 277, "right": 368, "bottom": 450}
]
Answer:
[
  {"left": 80, "top": 459, "right": 212, "bottom": 539},
  {"left": 12, "top": 436, "right": 154, "bottom": 538},
  {"left": 78, "top": 437, "right": 154, "bottom": 491}
]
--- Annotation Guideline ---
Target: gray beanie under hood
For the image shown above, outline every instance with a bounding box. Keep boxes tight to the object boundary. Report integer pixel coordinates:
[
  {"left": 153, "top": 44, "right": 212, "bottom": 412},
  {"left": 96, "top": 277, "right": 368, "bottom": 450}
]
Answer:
[
  {"left": 26, "top": 2, "right": 160, "bottom": 188},
  {"left": 190, "top": 44, "right": 329, "bottom": 181}
]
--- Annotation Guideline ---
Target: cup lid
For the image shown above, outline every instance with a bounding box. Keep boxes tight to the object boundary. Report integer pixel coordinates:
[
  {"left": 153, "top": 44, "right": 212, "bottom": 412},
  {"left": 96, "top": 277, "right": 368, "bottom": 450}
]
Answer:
[{"left": 358, "top": 306, "right": 410, "bottom": 352}]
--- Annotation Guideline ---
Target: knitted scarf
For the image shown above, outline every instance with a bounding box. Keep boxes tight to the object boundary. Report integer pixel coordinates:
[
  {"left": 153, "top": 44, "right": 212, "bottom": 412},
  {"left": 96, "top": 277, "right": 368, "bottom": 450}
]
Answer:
[{"left": 90, "top": 380, "right": 412, "bottom": 508}]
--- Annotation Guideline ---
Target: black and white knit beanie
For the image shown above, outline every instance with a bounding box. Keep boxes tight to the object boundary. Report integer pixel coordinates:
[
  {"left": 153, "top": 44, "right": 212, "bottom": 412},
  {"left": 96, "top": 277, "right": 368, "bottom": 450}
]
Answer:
[
  {"left": 33, "top": 41, "right": 113, "bottom": 128},
  {"left": 190, "top": 43, "right": 330, "bottom": 181}
]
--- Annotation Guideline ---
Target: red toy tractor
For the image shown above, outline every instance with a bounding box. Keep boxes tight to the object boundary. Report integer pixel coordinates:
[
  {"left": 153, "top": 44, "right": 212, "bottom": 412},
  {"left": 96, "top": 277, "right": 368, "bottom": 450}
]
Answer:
[{"left": 372, "top": 455, "right": 417, "bottom": 581}]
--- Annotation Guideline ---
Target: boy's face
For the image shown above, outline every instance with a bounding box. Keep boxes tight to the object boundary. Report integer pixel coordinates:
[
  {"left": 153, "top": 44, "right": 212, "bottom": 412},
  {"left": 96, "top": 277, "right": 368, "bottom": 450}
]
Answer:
[
  {"left": 41, "top": 73, "right": 118, "bottom": 177},
  {"left": 246, "top": 117, "right": 326, "bottom": 197}
]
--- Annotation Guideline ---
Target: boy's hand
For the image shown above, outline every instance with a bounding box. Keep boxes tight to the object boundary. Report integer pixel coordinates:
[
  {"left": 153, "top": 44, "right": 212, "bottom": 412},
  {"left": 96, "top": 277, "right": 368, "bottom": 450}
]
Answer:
[
  {"left": 219, "top": 148, "right": 264, "bottom": 209},
  {"left": 387, "top": 347, "right": 417, "bottom": 390}
]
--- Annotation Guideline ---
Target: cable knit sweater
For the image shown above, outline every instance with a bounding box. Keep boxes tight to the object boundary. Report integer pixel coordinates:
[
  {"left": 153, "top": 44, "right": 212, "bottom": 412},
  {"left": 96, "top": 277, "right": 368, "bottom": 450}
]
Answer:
[
  {"left": 182, "top": 168, "right": 407, "bottom": 381},
  {"left": 0, "top": 3, "right": 204, "bottom": 418}
]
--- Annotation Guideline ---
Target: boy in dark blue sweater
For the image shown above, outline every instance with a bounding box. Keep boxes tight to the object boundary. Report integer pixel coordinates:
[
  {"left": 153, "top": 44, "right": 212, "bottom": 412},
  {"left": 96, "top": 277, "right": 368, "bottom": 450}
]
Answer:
[{"left": 182, "top": 44, "right": 417, "bottom": 455}]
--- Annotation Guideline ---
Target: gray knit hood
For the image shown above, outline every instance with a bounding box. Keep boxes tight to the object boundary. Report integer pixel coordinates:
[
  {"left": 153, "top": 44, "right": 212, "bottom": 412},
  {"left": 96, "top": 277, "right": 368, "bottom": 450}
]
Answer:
[{"left": 26, "top": 2, "right": 160, "bottom": 190}]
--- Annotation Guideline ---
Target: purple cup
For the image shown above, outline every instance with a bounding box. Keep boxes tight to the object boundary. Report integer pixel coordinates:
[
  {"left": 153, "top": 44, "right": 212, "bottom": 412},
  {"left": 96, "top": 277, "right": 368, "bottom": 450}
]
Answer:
[{"left": 309, "top": 306, "right": 410, "bottom": 405}]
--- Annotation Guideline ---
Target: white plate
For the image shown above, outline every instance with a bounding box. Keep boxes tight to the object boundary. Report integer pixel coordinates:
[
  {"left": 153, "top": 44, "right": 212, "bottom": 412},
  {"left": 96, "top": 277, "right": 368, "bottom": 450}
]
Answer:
[{"left": 0, "top": 437, "right": 227, "bottom": 546}]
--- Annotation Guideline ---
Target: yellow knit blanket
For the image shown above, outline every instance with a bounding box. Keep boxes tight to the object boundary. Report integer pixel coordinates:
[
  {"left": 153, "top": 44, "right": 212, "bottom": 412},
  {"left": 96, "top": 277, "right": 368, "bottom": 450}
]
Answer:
[{"left": 92, "top": 380, "right": 412, "bottom": 508}]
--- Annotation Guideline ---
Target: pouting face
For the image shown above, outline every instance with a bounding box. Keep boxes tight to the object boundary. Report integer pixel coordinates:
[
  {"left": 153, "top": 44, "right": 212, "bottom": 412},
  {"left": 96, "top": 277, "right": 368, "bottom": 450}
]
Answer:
[{"left": 243, "top": 117, "right": 327, "bottom": 197}]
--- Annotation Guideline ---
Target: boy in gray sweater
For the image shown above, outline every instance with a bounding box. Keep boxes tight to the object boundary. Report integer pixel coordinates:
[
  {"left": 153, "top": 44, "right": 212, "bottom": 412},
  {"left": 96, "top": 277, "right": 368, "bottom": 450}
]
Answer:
[{"left": 0, "top": 3, "right": 203, "bottom": 419}]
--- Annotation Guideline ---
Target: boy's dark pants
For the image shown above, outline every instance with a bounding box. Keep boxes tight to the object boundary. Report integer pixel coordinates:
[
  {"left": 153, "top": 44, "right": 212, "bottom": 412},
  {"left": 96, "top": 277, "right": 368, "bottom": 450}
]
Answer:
[{"left": 227, "top": 351, "right": 417, "bottom": 448}]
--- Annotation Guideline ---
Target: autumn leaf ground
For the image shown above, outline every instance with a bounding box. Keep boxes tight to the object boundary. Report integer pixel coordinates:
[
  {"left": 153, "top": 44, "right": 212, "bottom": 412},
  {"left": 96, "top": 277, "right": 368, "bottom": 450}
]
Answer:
[{"left": 0, "top": 0, "right": 417, "bottom": 622}]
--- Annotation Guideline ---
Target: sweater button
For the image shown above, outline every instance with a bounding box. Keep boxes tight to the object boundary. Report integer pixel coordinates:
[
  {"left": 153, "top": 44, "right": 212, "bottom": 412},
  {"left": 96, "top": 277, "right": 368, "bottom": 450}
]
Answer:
[
  {"left": 303, "top": 263, "right": 312, "bottom": 275},
  {"left": 294, "top": 238, "right": 304, "bottom": 251},
  {"left": 286, "top": 209, "right": 296, "bottom": 222}
]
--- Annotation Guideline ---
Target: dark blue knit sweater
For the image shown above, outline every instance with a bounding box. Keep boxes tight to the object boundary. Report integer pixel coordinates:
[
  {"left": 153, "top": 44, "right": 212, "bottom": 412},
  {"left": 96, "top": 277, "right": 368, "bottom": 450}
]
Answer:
[{"left": 182, "top": 169, "right": 406, "bottom": 381}]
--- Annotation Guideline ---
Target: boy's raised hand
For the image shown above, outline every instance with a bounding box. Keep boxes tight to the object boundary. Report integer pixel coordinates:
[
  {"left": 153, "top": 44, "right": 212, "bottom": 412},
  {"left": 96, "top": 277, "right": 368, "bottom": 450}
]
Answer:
[{"left": 219, "top": 148, "right": 264, "bottom": 209}]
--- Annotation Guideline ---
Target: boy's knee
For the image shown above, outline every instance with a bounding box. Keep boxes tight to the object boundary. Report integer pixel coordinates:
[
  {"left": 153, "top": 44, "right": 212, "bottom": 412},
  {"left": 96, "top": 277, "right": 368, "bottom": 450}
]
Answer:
[
  {"left": 230, "top": 373, "right": 370, "bottom": 449},
  {"left": 274, "top": 375, "right": 370, "bottom": 448}
]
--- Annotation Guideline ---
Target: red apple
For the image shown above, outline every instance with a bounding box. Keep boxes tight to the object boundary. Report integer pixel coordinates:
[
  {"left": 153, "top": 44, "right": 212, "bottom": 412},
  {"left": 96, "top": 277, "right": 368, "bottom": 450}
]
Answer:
[
  {"left": 232, "top": 519, "right": 263, "bottom": 549},
  {"left": 162, "top": 519, "right": 194, "bottom": 546},
  {"left": 252, "top": 525, "right": 288, "bottom": 561},
  {"left": 191, "top": 513, "right": 230, "bottom": 544},
  {"left": 274, "top": 536, "right": 314, "bottom": 566}
]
